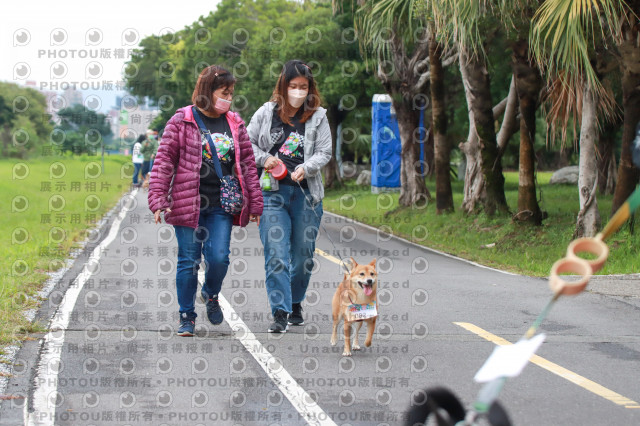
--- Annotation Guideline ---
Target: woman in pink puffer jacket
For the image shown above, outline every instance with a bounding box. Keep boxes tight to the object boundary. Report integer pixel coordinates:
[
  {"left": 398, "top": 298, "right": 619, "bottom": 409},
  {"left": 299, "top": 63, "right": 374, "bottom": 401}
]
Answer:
[{"left": 148, "top": 65, "right": 263, "bottom": 336}]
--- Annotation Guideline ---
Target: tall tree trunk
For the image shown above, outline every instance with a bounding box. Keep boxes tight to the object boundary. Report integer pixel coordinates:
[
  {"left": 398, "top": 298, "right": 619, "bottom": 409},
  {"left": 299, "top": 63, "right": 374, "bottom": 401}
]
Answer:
[
  {"left": 612, "top": 1, "right": 640, "bottom": 213},
  {"left": 459, "top": 49, "right": 509, "bottom": 215},
  {"left": 373, "top": 27, "right": 432, "bottom": 207},
  {"left": 459, "top": 63, "right": 484, "bottom": 214},
  {"left": 424, "top": 120, "right": 435, "bottom": 178},
  {"left": 459, "top": 136, "right": 484, "bottom": 212},
  {"left": 459, "top": 79, "right": 516, "bottom": 213},
  {"left": 430, "top": 37, "right": 453, "bottom": 214},
  {"left": 597, "top": 121, "right": 618, "bottom": 195},
  {"left": 612, "top": 69, "right": 640, "bottom": 212},
  {"left": 324, "top": 104, "right": 344, "bottom": 189},
  {"left": 512, "top": 39, "right": 543, "bottom": 225},
  {"left": 393, "top": 98, "right": 431, "bottom": 206},
  {"left": 575, "top": 85, "right": 601, "bottom": 238},
  {"left": 496, "top": 77, "right": 520, "bottom": 160}
]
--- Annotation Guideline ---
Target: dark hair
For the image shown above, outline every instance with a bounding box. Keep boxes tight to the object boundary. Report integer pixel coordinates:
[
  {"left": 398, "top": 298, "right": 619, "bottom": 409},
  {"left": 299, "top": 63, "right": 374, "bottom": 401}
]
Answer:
[
  {"left": 136, "top": 134, "right": 147, "bottom": 143},
  {"left": 271, "top": 60, "right": 322, "bottom": 125},
  {"left": 191, "top": 65, "right": 236, "bottom": 114}
]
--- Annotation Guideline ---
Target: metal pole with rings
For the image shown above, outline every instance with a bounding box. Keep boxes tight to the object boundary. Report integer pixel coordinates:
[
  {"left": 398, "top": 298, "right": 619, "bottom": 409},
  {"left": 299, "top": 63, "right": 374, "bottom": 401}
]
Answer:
[{"left": 466, "top": 184, "right": 640, "bottom": 424}]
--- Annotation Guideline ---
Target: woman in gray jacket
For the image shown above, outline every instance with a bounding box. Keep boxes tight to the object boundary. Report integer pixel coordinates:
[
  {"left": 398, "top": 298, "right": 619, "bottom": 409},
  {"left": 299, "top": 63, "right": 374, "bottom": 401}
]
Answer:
[{"left": 247, "top": 60, "right": 332, "bottom": 333}]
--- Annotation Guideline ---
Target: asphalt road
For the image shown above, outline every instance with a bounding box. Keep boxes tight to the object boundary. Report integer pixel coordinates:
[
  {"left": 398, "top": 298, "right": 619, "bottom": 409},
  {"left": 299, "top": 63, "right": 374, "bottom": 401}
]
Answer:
[{"left": 1, "top": 187, "right": 640, "bottom": 425}]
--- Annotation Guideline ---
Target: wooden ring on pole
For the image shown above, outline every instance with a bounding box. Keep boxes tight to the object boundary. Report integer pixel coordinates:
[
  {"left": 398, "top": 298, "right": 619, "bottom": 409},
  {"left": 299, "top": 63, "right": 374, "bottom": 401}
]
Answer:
[
  {"left": 565, "top": 237, "right": 609, "bottom": 274},
  {"left": 549, "top": 257, "right": 592, "bottom": 295}
]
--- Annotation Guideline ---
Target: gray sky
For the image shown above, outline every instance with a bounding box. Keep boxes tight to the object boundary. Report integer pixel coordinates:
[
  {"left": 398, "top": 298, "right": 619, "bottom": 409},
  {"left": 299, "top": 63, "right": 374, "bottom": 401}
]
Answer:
[{"left": 2, "top": 0, "right": 221, "bottom": 112}]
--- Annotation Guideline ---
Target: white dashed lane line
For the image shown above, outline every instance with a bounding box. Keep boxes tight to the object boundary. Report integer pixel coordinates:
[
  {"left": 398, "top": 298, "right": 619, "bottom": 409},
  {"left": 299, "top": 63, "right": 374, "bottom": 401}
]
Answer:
[{"left": 213, "top": 270, "right": 337, "bottom": 426}]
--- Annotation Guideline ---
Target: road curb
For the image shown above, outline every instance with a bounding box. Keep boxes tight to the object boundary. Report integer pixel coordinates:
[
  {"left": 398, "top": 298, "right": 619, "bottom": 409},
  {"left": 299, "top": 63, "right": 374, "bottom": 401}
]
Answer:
[
  {"left": 322, "top": 210, "right": 518, "bottom": 276},
  {"left": 322, "top": 210, "right": 640, "bottom": 296}
]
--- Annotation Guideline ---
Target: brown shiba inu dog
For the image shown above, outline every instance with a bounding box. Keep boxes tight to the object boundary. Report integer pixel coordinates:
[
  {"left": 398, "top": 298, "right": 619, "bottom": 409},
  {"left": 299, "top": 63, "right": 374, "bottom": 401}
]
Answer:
[{"left": 331, "top": 258, "right": 378, "bottom": 356}]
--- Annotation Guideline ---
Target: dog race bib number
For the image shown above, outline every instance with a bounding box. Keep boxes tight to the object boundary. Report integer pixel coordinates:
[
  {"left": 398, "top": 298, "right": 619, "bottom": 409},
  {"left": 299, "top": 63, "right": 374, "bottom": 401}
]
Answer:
[{"left": 346, "top": 301, "right": 377, "bottom": 321}]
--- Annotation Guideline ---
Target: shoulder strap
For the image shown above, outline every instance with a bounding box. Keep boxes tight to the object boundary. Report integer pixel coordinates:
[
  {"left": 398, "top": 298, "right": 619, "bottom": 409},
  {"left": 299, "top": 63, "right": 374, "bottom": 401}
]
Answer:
[{"left": 192, "top": 106, "right": 225, "bottom": 178}]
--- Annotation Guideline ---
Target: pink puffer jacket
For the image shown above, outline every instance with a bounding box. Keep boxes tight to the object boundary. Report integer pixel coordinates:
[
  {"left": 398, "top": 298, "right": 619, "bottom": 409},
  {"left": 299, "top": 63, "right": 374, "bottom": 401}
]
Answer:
[{"left": 148, "top": 105, "right": 263, "bottom": 228}]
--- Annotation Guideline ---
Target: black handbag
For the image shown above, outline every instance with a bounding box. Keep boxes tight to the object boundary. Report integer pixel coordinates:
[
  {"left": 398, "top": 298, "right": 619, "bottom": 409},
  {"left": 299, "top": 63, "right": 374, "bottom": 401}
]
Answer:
[{"left": 192, "top": 107, "right": 243, "bottom": 215}]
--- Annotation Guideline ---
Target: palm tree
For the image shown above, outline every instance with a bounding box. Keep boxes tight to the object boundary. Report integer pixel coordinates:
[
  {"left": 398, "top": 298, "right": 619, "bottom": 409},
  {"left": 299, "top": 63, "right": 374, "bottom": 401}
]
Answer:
[
  {"left": 611, "top": 0, "right": 640, "bottom": 213},
  {"left": 429, "top": 22, "right": 454, "bottom": 214},
  {"left": 433, "top": 1, "right": 515, "bottom": 216},
  {"left": 530, "top": 0, "right": 628, "bottom": 237},
  {"left": 354, "top": 0, "right": 437, "bottom": 206},
  {"left": 512, "top": 37, "right": 544, "bottom": 224},
  {"left": 504, "top": 1, "right": 549, "bottom": 225}
]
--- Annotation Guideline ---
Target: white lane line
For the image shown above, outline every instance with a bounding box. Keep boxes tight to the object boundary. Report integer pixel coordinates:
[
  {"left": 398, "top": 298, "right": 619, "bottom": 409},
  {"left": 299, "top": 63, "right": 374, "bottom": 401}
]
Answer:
[
  {"left": 25, "top": 190, "right": 136, "bottom": 426},
  {"left": 211, "top": 276, "right": 336, "bottom": 426}
]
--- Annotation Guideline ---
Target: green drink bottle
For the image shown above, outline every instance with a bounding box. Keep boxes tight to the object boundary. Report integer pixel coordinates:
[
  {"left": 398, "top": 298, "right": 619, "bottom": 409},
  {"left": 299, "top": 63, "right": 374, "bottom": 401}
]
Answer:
[{"left": 262, "top": 171, "right": 271, "bottom": 190}]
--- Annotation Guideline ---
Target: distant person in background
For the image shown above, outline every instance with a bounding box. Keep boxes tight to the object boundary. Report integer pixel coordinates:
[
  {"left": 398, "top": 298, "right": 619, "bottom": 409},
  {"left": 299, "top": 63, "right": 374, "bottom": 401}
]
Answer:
[
  {"left": 141, "top": 130, "right": 158, "bottom": 179},
  {"left": 132, "top": 135, "right": 145, "bottom": 187},
  {"left": 149, "top": 130, "right": 160, "bottom": 172}
]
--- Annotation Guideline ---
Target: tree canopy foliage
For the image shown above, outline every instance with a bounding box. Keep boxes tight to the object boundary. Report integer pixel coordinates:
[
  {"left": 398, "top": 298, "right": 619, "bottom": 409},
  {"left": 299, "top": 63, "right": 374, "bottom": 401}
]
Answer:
[{"left": 0, "top": 82, "right": 53, "bottom": 158}]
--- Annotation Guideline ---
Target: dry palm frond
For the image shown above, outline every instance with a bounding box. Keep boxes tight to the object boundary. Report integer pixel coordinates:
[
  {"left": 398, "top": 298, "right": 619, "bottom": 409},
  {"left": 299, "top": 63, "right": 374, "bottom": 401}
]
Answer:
[
  {"left": 543, "top": 72, "right": 619, "bottom": 147},
  {"left": 354, "top": 0, "right": 424, "bottom": 64},
  {"left": 530, "top": 0, "right": 627, "bottom": 111},
  {"left": 542, "top": 74, "right": 582, "bottom": 148}
]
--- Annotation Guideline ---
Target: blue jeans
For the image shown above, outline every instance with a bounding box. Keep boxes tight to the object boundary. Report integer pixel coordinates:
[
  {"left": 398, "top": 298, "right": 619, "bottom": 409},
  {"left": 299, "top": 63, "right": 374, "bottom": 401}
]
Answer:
[
  {"left": 173, "top": 207, "right": 234, "bottom": 316},
  {"left": 141, "top": 161, "right": 150, "bottom": 178},
  {"left": 132, "top": 163, "right": 142, "bottom": 184},
  {"left": 259, "top": 185, "right": 323, "bottom": 315}
]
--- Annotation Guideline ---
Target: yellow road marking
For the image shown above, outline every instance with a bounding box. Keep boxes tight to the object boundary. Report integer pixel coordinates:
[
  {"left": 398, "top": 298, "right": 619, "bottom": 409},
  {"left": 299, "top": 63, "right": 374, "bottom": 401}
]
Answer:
[
  {"left": 454, "top": 322, "right": 640, "bottom": 409},
  {"left": 315, "top": 248, "right": 343, "bottom": 266}
]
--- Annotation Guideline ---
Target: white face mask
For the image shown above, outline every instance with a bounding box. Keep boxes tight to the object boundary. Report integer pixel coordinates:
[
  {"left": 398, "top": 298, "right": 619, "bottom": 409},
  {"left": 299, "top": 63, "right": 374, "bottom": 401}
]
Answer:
[{"left": 287, "top": 89, "right": 308, "bottom": 108}]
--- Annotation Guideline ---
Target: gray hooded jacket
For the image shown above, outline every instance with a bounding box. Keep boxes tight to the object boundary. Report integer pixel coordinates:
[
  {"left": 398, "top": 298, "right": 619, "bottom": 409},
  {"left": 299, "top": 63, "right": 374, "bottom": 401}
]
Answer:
[{"left": 247, "top": 101, "right": 332, "bottom": 204}]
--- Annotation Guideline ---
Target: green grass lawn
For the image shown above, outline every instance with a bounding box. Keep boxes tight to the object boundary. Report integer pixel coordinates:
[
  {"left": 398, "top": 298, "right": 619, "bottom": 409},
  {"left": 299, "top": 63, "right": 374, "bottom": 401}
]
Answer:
[
  {"left": 1, "top": 154, "right": 133, "bottom": 352},
  {"left": 323, "top": 172, "right": 639, "bottom": 277}
]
